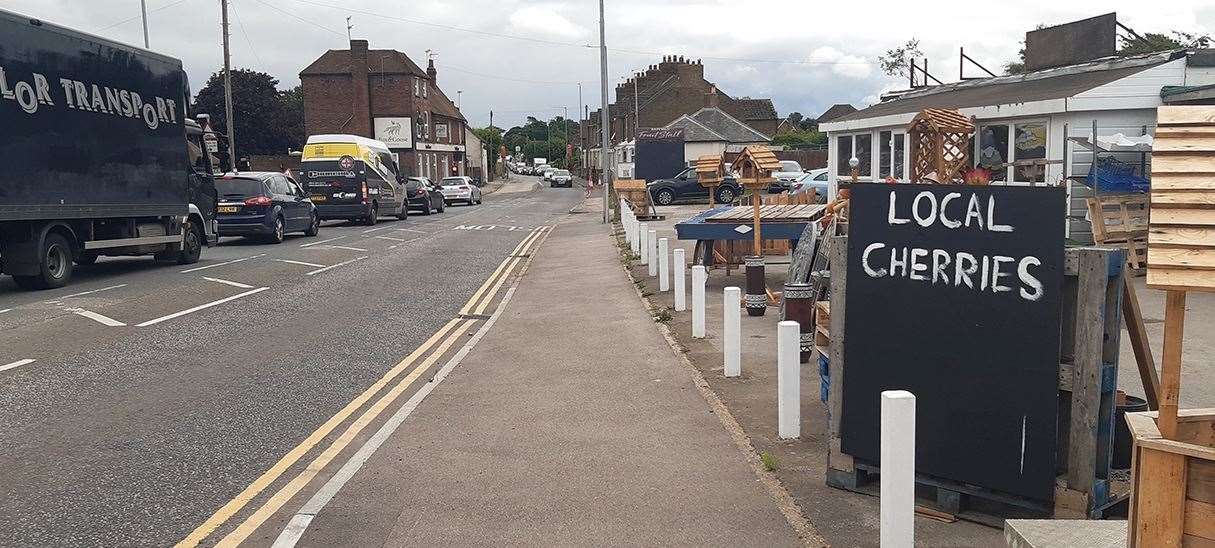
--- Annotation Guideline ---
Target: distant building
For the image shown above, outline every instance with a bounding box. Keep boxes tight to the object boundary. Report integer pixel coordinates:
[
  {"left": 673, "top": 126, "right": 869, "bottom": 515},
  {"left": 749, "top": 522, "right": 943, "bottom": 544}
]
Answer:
[
  {"left": 815, "top": 104, "right": 858, "bottom": 124},
  {"left": 661, "top": 89, "right": 772, "bottom": 164},
  {"left": 300, "top": 39, "right": 467, "bottom": 179}
]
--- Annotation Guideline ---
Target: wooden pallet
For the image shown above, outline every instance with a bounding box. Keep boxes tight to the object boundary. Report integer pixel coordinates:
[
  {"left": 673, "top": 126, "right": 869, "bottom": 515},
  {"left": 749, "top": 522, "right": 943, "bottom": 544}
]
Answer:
[{"left": 1087, "top": 194, "right": 1149, "bottom": 275}]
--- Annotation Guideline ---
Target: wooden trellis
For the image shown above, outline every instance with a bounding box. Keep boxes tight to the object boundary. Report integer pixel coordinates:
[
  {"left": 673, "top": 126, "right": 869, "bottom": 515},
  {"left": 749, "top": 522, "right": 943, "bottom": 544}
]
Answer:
[{"left": 908, "top": 108, "right": 975, "bottom": 183}]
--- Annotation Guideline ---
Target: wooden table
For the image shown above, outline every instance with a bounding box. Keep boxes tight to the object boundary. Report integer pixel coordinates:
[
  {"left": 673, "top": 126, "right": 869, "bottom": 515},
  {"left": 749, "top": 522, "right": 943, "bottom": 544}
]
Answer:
[{"left": 674, "top": 204, "right": 826, "bottom": 268}]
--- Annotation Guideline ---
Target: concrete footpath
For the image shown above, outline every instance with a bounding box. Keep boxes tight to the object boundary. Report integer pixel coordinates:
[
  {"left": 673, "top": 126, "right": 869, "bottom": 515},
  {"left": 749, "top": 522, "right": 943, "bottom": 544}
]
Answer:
[{"left": 294, "top": 201, "right": 805, "bottom": 546}]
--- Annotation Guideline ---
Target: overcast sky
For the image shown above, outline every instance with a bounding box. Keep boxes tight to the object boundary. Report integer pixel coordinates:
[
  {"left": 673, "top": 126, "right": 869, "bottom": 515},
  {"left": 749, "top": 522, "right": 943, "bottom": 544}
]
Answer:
[{"left": 6, "top": 0, "right": 1214, "bottom": 128}]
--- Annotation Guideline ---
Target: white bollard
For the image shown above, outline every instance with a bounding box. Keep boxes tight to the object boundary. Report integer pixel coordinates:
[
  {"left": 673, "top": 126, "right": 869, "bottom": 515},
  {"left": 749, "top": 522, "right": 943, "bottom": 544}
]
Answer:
[
  {"left": 880, "top": 390, "right": 916, "bottom": 548},
  {"left": 692, "top": 266, "right": 706, "bottom": 338},
  {"left": 658, "top": 238, "right": 670, "bottom": 291},
  {"left": 630, "top": 219, "right": 640, "bottom": 254},
  {"left": 639, "top": 223, "right": 649, "bottom": 264},
  {"left": 724, "top": 287, "right": 741, "bottom": 377},
  {"left": 673, "top": 249, "right": 687, "bottom": 311},
  {"left": 647, "top": 230, "right": 658, "bottom": 277},
  {"left": 777, "top": 321, "right": 800, "bottom": 439}
]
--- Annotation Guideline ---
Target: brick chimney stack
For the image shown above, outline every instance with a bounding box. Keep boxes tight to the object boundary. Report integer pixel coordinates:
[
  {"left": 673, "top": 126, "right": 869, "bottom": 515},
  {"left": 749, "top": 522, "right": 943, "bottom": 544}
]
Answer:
[
  {"left": 704, "top": 85, "right": 719, "bottom": 108},
  {"left": 349, "top": 40, "right": 371, "bottom": 136},
  {"left": 427, "top": 58, "right": 437, "bottom": 84}
]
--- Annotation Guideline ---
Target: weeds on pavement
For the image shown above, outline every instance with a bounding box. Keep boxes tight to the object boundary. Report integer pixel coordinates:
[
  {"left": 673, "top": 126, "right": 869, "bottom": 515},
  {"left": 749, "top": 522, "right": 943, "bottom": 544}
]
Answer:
[{"left": 760, "top": 451, "right": 778, "bottom": 472}]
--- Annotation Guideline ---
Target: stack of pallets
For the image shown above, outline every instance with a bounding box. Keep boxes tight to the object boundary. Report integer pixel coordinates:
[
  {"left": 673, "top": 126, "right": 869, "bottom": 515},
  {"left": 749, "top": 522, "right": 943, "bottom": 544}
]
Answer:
[{"left": 1087, "top": 194, "right": 1149, "bottom": 274}]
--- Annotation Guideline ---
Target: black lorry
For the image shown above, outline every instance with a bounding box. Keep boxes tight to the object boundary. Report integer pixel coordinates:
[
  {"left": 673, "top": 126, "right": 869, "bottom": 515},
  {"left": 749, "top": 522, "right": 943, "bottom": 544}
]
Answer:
[{"left": 0, "top": 8, "right": 218, "bottom": 290}]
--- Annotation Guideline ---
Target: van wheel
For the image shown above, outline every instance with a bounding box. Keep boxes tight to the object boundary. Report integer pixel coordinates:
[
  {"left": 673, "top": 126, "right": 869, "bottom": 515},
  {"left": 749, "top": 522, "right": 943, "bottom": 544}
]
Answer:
[
  {"left": 395, "top": 204, "right": 408, "bottom": 221},
  {"left": 177, "top": 221, "right": 204, "bottom": 264},
  {"left": 363, "top": 204, "right": 379, "bottom": 226},
  {"left": 16, "top": 232, "right": 73, "bottom": 290}
]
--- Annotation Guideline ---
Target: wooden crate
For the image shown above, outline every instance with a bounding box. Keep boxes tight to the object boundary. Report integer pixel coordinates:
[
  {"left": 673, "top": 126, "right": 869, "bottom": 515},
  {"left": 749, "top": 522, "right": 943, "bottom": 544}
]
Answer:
[
  {"left": 1125, "top": 409, "right": 1215, "bottom": 547},
  {"left": 1148, "top": 107, "right": 1215, "bottom": 292},
  {"left": 614, "top": 179, "right": 651, "bottom": 217},
  {"left": 1087, "top": 194, "right": 1149, "bottom": 275}
]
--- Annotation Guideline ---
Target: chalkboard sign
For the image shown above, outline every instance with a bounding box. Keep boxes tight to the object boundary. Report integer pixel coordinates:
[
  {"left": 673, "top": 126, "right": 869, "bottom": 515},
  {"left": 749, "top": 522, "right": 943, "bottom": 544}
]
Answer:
[
  {"left": 635, "top": 128, "right": 685, "bottom": 182},
  {"left": 840, "top": 184, "right": 1065, "bottom": 502}
]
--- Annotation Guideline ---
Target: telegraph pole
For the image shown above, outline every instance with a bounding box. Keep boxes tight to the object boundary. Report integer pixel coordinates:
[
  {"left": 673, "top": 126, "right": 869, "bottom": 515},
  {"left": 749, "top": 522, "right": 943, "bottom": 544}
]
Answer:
[
  {"left": 220, "top": 0, "right": 236, "bottom": 172},
  {"left": 598, "top": 0, "right": 610, "bottom": 223},
  {"left": 140, "top": 0, "right": 150, "bottom": 48},
  {"left": 577, "top": 82, "right": 583, "bottom": 177},
  {"left": 633, "top": 72, "right": 639, "bottom": 138}
]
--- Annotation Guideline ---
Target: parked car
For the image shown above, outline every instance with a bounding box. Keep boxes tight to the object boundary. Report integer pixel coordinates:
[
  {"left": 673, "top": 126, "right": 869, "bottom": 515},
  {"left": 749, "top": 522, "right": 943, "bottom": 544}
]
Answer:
[
  {"left": 647, "top": 168, "right": 741, "bottom": 206},
  {"left": 440, "top": 176, "right": 483, "bottom": 205},
  {"left": 405, "top": 177, "right": 445, "bottom": 215},
  {"left": 769, "top": 160, "right": 805, "bottom": 193},
  {"left": 216, "top": 172, "right": 319, "bottom": 243},
  {"left": 789, "top": 169, "right": 829, "bottom": 203},
  {"left": 540, "top": 167, "right": 556, "bottom": 181},
  {"left": 549, "top": 169, "right": 573, "bottom": 188}
]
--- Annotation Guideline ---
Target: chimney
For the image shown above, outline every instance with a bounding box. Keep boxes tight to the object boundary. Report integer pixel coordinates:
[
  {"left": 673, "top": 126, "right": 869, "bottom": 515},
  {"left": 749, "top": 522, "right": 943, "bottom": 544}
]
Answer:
[
  {"left": 350, "top": 39, "right": 369, "bottom": 60},
  {"left": 426, "top": 58, "right": 437, "bottom": 83},
  {"left": 704, "top": 85, "right": 719, "bottom": 108}
]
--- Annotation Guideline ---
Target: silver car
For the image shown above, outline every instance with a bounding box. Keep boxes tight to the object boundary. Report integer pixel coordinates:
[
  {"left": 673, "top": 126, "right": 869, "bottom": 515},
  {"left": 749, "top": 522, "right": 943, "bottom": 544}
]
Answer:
[
  {"left": 549, "top": 169, "right": 573, "bottom": 188},
  {"left": 439, "top": 176, "right": 483, "bottom": 206},
  {"left": 789, "top": 169, "right": 828, "bottom": 202}
]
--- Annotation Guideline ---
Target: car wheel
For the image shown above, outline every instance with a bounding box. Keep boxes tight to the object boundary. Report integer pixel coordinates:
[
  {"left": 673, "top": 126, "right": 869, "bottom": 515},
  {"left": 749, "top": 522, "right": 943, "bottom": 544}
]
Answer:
[
  {"left": 364, "top": 204, "right": 379, "bottom": 225},
  {"left": 438, "top": 200, "right": 445, "bottom": 213},
  {"left": 716, "top": 187, "right": 737, "bottom": 204},
  {"left": 654, "top": 188, "right": 675, "bottom": 206},
  {"left": 16, "top": 232, "right": 73, "bottom": 290},
  {"left": 269, "top": 216, "right": 285, "bottom": 243},
  {"left": 306, "top": 212, "right": 322, "bottom": 235},
  {"left": 176, "top": 221, "right": 204, "bottom": 264}
]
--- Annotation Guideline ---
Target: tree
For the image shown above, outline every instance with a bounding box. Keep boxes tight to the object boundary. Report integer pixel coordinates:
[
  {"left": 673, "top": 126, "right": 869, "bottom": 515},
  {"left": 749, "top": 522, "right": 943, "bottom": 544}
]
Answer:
[
  {"left": 473, "top": 126, "right": 503, "bottom": 173},
  {"left": 772, "top": 130, "right": 827, "bottom": 148},
  {"left": 191, "top": 68, "right": 302, "bottom": 161},
  {"left": 878, "top": 39, "right": 922, "bottom": 78}
]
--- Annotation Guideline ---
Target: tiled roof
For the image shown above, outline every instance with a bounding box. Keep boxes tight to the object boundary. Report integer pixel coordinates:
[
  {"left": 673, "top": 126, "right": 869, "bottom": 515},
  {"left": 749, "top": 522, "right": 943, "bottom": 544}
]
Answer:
[
  {"left": 429, "top": 88, "right": 465, "bottom": 122},
  {"left": 663, "top": 108, "right": 771, "bottom": 143},
  {"left": 726, "top": 98, "right": 777, "bottom": 120},
  {"left": 816, "top": 103, "right": 858, "bottom": 123},
  {"left": 300, "top": 49, "right": 426, "bottom": 77}
]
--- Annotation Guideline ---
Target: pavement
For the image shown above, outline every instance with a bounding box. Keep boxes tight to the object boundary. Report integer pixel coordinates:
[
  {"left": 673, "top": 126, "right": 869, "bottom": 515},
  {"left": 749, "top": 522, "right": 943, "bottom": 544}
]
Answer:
[
  {"left": 0, "top": 175, "right": 580, "bottom": 545},
  {"left": 267, "top": 196, "right": 805, "bottom": 546}
]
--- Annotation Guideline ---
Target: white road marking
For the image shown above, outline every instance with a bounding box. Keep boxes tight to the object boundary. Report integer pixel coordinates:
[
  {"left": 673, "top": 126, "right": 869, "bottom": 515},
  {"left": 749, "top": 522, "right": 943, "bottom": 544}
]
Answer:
[
  {"left": 326, "top": 245, "right": 368, "bottom": 252},
  {"left": 203, "top": 277, "right": 256, "bottom": 289},
  {"left": 394, "top": 228, "right": 429, "bottom": 234},
  {"left": 54, "top": 283, "right": 128, "bottom": 301},
  {"left": 273, "top": 259, "right": 326, "bottom": 268},
  {"left": 181, "top": 254, "right": 264, "bottom": 273},
  {"left": 136, "top": 287, "right": 269, "bottom": 327},
  {"left": 0, "top": 359, "right": 37, "bottom": 373},
  {"left": 271, "top": 285, "right": 520, "bottom": 548},
  {"left": 299, "top": 236, "right": 345, "bottom": 248},
  {"left": 0, "top": 308, "right": 10, "bottom": 314},
  {"left": 67, "top": 308, "right": 127, "bottom": 327},
  {"left": 373, "top": 235, "right": 407, "bottom": 242},
  {"left": 361, "top": 226, "right": 390, "bottom": 234},
  {"left": 305, "top": 256, "right": 368, "bottom": 276}
]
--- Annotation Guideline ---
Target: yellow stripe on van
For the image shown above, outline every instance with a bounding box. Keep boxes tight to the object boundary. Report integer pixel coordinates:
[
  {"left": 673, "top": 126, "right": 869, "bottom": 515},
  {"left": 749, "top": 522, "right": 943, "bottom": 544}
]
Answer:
[{"left": 301, "top": 143, "right": 365, "bottom": 161}]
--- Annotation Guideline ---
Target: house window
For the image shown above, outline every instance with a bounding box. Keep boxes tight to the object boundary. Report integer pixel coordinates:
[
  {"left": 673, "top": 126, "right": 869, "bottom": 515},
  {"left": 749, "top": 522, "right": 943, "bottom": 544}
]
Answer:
[
  {"left": 975, "top": 120, "right": 1048, "bottom": 183},
  {"left": 414, "top": 77, "right": 420, "bottom": 97},
  {"left": 855, "top": 133, "right": 872, "bottom": 178},
  {"left": 422, "top": 81, "right": 428, "bottom": 98},
  {"left": 836, "top": 135, "right": 852, "bottom": 177}
]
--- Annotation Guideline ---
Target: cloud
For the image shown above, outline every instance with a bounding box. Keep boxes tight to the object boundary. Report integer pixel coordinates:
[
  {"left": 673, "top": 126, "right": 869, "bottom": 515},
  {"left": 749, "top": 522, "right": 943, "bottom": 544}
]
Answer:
[
  {"left": 508, "top": 6, "right": 587, "bottom": 39},
  {"left": 808, "top": 47, "right": 873, "bottom": 79}
]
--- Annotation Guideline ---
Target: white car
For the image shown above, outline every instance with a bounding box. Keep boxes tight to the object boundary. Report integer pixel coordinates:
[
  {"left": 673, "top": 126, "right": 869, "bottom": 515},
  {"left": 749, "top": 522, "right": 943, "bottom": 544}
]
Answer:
[
  {"left": 540, "top": 167, "right": 555, "bottom": 181},
  {"left": 769, "top": 160, "right": 805, "bottom": 192},
  {"left": 789, "top": 168, "right": 828, "bottom": 202},
  {"left": 439, "top": 176, "right": 483, "bottom": 206},
  {"left": 549, "top": 169, "right": 573, "bottom": 188}
]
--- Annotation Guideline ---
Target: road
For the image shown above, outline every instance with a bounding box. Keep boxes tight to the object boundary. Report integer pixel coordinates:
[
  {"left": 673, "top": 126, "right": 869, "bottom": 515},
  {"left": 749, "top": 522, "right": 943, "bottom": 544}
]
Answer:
[{"left": 0, "top": 176, "right": 580, "bottom": 546}]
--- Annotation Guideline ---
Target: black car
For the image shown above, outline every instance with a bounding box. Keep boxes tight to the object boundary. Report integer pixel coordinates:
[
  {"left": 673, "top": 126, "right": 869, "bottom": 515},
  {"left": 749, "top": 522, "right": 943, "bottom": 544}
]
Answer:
[
  {"left": 405, "top": 177, "right": 446, "bottom": 215},
  {"left": 646, "top": 168, "right": 741, "bottom": 206},
  {"left": 216, "top": 172, "right": 320, "bottom": 243}
]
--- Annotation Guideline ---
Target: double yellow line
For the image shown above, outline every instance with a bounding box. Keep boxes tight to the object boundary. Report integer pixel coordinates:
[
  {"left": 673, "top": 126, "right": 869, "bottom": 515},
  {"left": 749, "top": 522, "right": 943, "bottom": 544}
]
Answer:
[{"left": 179, "top": 225, "right": 550, "bottom": 547}]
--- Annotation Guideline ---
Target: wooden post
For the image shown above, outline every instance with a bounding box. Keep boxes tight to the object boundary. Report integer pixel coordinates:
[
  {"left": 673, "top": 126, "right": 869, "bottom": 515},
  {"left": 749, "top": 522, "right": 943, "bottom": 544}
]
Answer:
[
  {"left": 1158, "top": 290, "right": 1187, "bottom": 440},
  {"left": 752, "top": 183, "right": 762, "bottom": 256},
  {"left": 1123, "top": 280, "right": 1161, "bottom": 409}
]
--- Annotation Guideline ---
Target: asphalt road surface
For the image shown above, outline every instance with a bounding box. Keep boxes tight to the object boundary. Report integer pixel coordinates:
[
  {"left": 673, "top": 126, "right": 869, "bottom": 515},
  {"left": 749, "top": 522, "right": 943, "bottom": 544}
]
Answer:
[{"left": 0, "top": 177, "right": 581, "bottom": 546}]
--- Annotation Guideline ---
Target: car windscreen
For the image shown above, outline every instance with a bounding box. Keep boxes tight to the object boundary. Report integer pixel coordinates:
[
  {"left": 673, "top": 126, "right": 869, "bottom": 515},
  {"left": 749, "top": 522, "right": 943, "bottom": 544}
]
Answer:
[
  {"left": 217, "top": 178, "right": 265, "bottom": 198},
  {"left": 441, "top": 178, "right": 465, "bottom": 186},
  {"left": 555, "top": 170, "right": 570, "bottom": 176}
]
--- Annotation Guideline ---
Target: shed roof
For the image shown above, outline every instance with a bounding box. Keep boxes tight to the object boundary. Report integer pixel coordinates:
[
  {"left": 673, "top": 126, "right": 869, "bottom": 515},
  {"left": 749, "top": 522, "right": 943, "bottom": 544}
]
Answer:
[{"left": 829, "top": 50, "right": 1181, "bottom": 125}]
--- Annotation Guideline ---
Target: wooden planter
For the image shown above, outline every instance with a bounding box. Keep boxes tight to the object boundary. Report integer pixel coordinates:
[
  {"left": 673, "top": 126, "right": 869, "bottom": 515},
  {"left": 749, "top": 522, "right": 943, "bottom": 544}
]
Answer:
[{"left": 1126, "top": 409, "right": 1215, "bottom": 547}]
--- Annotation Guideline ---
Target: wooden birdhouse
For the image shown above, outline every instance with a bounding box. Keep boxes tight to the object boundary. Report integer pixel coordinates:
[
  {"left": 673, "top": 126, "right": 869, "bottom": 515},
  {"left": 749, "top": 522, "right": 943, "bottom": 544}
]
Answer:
[
  {"left": 695, "top": 154, "right": 726, "bottom": 206},
  {"left": 731, "top": 145, "right": 782, "bottom": 190},
  {"left": 907, "top": 108, "right": 975, "bottom": 184}
]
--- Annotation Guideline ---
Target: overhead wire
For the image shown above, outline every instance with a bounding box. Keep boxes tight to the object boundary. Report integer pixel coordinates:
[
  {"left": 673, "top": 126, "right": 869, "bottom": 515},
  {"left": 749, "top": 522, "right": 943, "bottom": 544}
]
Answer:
[
  {"left": 230, "top": 0, "right": 265, "bottom": 67},
  {"left": 98, "top": 0, "right": 191, "bottom": 32}
]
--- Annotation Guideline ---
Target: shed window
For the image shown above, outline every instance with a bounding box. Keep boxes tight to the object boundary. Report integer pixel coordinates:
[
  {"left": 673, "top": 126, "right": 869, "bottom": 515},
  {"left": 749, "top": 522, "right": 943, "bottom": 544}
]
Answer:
[
  {"left": 855, "top": 133, "right": 872, "bottom": 178},
  {"left": 836, "top": 135, "right": 852, "bottom": 177},
  {"left": 977, "top": 125, "right": 1010, "bottom": 182},
  {"left": 879, "top": 131, "right": 907, "bottom": 180},
  {"left": 1014, "top": 122, "right": 1047, "bottom": 183},
  {"left": 975, "top": 120, "right": 1048, "bottom": 183}
]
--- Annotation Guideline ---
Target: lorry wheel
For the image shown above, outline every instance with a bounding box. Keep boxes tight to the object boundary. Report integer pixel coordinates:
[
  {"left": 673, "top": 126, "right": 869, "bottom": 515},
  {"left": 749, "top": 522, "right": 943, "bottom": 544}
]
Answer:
[
  {"left": 16, "top": 232, "right": 74, "bottom": 290},
  {"left": 176, "top": 222, "right": 204, "bottom": 264}
]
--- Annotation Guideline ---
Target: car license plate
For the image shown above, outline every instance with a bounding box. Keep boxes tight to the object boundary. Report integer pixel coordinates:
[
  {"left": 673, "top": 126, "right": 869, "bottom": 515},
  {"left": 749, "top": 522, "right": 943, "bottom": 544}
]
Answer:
[
  {"left": 310, "top": 195, "right": 327, "bottom": 202},
  {"left": 218, "top": 206, "right": 239, "bottom": 213}
]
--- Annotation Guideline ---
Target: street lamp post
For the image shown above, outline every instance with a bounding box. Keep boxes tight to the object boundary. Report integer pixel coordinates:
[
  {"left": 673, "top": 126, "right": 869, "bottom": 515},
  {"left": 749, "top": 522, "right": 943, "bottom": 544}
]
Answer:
[
  {"left": 140, "top": 0, "right": 150, "bottom": 48},
  {"left": 597, "top": 0, "right": 610, "bottom": 223}
]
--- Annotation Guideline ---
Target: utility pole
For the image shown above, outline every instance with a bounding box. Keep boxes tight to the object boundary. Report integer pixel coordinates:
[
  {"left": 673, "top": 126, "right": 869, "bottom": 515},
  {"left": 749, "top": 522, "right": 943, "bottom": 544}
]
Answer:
[
  {"left": 220, "top": 0, "right": 236, "bottom": 172},
  {"left": 563, "top": 106, "right": 570, "bottom": 168},
  {"left": 140, "top": 0, "right": 150, "bottom": 48},
  {"left": 598, "top": 0, "right": 610, "bottom": 223},
  {"left": 578, "top": 82, "right": 583, "bottom": 177}
]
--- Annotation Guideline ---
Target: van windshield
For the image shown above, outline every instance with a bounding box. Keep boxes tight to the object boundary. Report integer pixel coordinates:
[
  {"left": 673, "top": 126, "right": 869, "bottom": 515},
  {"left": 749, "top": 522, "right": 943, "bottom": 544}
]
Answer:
[{"left": 216, "top": 178, "right": 265, "bottom": 198}]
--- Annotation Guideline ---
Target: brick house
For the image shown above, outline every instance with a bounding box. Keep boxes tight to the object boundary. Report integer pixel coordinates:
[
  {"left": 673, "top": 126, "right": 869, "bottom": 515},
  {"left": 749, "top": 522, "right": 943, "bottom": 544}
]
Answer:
[
  {"left": 584, "top": 56, "right": 779, "bottom": 147},
  {"left": 300, "top": 39, "right": 468, "bottom": 180}
]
